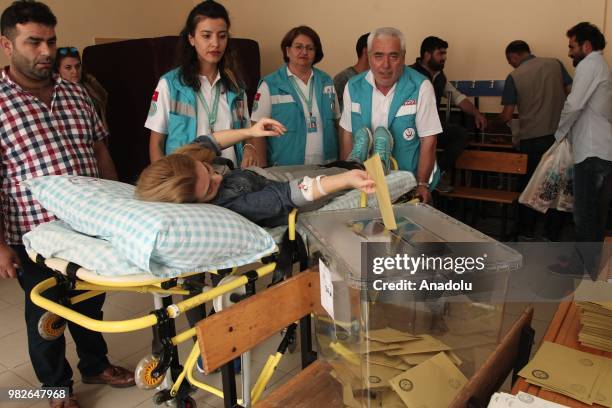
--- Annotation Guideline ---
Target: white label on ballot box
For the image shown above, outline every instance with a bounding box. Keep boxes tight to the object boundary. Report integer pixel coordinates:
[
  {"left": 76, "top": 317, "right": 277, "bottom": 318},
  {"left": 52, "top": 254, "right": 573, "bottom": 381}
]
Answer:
[{"left": 319, "top": 258, "right": 334, "bottom": 319}]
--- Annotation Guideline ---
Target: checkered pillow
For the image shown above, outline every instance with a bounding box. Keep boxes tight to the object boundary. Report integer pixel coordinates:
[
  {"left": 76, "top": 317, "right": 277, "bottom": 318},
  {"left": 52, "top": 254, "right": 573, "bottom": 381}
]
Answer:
[
  {"left": 23, "top": 176, "right": 276, "bottom": 273},
  {"left": 23, "top": 221, "right": 183, "bottom": 277}
]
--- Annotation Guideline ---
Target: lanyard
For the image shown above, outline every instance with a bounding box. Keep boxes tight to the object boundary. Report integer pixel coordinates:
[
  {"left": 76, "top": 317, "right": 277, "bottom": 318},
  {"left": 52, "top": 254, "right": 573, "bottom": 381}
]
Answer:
[
  {"left": 289, "top": 75, "right": 314, "bottom": 116},
  {"left": 197, "top": 81, "right": 221, "bottom": 130}
]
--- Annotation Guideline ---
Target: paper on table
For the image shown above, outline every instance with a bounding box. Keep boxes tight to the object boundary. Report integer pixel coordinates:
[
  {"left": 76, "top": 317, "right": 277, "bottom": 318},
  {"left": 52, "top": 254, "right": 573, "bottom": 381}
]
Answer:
[
  {"left": 364, "top": 154, "right": 397, "bottom": 230},
  {"left": 518, "top": 341, "right": 607, "bottom": 404}
]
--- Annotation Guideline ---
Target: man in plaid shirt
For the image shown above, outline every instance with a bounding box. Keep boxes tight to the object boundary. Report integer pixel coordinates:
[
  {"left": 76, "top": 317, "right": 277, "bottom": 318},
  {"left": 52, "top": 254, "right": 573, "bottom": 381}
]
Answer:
[{"left": 0, "top": 2, "right": 133, "bottom": 406}]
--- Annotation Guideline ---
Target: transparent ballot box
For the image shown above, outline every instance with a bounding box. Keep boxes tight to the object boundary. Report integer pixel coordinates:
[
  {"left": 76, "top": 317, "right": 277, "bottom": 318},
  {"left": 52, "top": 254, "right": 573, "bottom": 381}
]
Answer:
[{"left": 298, "top": 203, "right": 522, "bottom": 407}]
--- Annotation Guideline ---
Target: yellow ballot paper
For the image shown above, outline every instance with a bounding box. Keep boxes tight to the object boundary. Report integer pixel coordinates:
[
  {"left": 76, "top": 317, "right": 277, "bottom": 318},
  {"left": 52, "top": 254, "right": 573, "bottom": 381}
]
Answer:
[
  {"left": 389, "top": 351, "right": 468, "bottom": 407},
  {"left": 364, "top": 154, "right": 397, "bottom": 230},
  {"left": 366, "top": 327, "right": 419, "bottom": 343}
]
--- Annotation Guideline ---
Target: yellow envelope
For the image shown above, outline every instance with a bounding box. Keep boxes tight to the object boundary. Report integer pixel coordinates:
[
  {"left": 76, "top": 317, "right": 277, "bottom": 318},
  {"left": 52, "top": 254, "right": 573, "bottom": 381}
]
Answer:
[
  {"left": 592, "top": 361, "right": 612, "bottom": 408},
  {"left": 389, "top": 352, "right": 468, "bottom": 408},
  {"left": 385, "top": 334, "right": 451, "bottom": 356},
  {"left": 365, "top": 363, "right": 404, "bottom": 390},
  {"left": 518, "top": 341, "right": 607, "bottom": 404},
  {"left": 381, "top": 389, "right": 407, "bottom": 407},
  {"left": 364, "top": 154, "right": 396, "bottom": 230},
  {"left": 367, "top": 352, "right": 405, "bottom": 369},
  {"left": 366, "top": 327, "right": 419, "bottom": 343},
  {"left": 401, "top": 350, "right": 462, "bottom": 366}
]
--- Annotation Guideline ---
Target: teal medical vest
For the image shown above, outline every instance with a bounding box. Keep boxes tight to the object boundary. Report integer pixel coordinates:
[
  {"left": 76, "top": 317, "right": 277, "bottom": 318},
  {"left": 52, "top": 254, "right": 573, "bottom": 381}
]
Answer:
[
  {"left": 162, "top": 67, "right": 248, "bottom": 161},
  {"left": 347, "top": 67, "right": 440, "bottom": 188},
  {"left": 260, "top": 64, "right": 338, "bottom": 166}
]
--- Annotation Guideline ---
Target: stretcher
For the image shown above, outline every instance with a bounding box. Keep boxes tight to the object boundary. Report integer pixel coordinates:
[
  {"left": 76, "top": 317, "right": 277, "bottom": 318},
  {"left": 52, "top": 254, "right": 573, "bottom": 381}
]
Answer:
[{"left": 25, "top": 170, "right": 417, "bottom": 407}]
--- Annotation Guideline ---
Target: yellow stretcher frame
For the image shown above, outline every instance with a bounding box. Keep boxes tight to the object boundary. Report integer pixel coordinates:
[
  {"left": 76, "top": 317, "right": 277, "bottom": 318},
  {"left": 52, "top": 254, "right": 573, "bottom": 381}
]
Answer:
[{"left": 28, "top": 255, "right": 283, "bottom": 404}]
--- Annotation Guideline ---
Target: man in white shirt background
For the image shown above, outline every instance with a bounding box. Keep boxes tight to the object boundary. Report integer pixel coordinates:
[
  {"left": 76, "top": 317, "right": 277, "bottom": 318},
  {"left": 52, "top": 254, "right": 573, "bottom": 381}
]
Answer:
[{"left": 554, "top": 22, "right": 612, "bottom": 277}]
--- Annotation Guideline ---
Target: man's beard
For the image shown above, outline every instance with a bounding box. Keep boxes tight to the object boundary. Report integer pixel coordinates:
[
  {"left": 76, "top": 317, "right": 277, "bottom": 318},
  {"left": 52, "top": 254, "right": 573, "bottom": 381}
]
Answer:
[
  {"left": 13, "top": 52, "right": 53, "bottom": 81},
  {"left": 572, "top": 54, "right": 585, "bottom": 67},
  {"left": 427, "top": 59, "right": 444, "bottom": 72}
]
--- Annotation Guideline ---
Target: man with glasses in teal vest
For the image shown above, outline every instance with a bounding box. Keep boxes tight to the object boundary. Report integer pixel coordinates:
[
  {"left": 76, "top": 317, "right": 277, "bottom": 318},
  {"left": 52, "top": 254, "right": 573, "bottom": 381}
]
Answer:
[{"left": 339, "top": 27, "right": 442, "bottom": 203}]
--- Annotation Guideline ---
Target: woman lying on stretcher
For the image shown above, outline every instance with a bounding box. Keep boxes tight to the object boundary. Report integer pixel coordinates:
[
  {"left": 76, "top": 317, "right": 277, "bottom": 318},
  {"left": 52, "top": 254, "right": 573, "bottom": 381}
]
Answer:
[{"left": 135, "top": 118, "right": 375, "bottom": 226}]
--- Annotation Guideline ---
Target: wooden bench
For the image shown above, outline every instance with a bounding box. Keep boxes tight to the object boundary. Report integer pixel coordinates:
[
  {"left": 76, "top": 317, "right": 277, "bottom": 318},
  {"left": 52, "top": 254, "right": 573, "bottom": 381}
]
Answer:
[{"left": 439, "top": 150, "right": 528, "bottom": 239}]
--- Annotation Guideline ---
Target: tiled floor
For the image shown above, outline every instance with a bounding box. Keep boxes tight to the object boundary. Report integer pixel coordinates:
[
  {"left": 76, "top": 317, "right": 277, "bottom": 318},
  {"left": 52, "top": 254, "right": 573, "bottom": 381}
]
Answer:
[{"left": 0, "top": 270, "right": 558, "bottom": 407}]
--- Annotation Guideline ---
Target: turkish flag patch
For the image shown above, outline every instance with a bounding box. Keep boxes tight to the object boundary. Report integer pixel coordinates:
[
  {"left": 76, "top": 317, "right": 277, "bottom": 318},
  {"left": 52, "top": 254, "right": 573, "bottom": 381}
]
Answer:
[{"left": 152, "top": 91, "right": 159, "bottom": 102}]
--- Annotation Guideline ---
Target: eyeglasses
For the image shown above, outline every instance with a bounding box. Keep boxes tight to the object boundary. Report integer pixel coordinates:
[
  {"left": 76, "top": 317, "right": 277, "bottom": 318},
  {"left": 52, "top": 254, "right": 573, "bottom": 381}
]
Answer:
[
  {"left": 291, "top": 44, "right": 315, "bottom": 53},
  {"left": 58, "top": 47, "right": 78, "bottom": 55}
]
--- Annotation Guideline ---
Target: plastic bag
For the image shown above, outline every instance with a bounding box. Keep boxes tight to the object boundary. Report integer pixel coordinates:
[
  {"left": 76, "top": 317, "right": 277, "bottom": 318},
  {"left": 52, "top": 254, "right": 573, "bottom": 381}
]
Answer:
[{"left": 519, "top": 139, "right": 573, "bottom": 213}]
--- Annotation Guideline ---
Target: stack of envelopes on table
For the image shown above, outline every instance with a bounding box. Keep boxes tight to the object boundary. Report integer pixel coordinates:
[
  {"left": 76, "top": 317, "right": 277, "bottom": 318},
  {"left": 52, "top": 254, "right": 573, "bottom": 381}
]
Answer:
[
  {"left": 575, "top": 281, "right": 612, "bottom": 352},
  {"left": 488, "top": 391, "right": 569, "bottom": 407},
  {"left": 328, "top": 327, "right": 467, "bottom": 407},
  {"left": 518, "top": 341, "right": 612, "bottom": 407}
]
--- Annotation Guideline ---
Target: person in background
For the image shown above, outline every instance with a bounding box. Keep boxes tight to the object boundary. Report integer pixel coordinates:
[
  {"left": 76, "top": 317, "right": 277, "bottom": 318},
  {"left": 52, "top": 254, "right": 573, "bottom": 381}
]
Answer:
[
  {"left": 410, "top": 36, "right": 487, "bottom": 192},
  {"left": 0, "top": 2, "right": 130, "bottom": 407},
  {"left": 498, "top": 40, "right": 572, "bottom": 241},
  {"left": 145, "top": 0, "right": 253, "bottom": 168},
  {"left": 554, "top": 22, "right": 611, "bottom": 278},
  {"left": 333, "top": 32, "right": 369, "bottom": 109},
  {"left": 55, "top": 46, "right": 109, "bottom": 131},
  {"left": 250, "top": 25, "right": 340, "bottom": 167}
]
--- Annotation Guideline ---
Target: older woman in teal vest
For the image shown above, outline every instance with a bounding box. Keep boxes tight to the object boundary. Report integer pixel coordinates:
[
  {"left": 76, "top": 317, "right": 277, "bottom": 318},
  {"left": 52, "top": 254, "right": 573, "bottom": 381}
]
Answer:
[
  {"left": 251, "top": 25, "right": 340, "bottom": 166},
  {"left": 339, "top": 27, "right": 442, "bottom": 203},
  {"left": 145, "top": 1, "right": 253, "bottom": 168}
]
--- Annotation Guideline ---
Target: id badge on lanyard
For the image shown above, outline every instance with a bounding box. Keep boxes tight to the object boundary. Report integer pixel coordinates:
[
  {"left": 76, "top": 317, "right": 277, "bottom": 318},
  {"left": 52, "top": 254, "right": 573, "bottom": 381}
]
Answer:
[{"left": 307, "top": 113, "right": 318, "bottom": 133}]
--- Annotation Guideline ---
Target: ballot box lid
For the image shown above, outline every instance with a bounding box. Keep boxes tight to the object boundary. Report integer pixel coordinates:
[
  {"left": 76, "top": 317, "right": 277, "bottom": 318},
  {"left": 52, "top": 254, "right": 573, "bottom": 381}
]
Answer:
[{"left": 298, "top": 203, "right": 522, "bottom": 288}]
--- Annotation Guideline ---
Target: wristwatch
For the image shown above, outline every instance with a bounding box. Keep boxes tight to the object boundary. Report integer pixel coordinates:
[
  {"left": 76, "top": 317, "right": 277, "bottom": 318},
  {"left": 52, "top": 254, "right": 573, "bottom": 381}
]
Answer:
[{"left": 417, "top": 182, "right": 430, "bottom": 189}]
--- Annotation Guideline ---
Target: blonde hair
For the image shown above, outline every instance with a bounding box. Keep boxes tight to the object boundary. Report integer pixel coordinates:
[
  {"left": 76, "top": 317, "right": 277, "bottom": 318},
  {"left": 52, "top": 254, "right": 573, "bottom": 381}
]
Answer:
[
  {"left": 135, "top": 153, "right": 201, "bottom": 203},
  {"left": 173, "top": 143, "right": 216, "bottom": 163}
]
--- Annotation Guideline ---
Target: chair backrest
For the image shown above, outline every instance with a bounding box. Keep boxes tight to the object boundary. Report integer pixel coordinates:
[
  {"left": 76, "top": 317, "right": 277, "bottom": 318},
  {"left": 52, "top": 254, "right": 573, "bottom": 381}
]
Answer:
[
  {"left": 449, "top": 80, "right": 505, "bottom": 97},
  {"left": 196, "top": 271, "right": 320, "bottom": 373},
  {"left": 450, "top": 306, "right": 534, "bottom": 407},
  {"left": 82, "top": 36, "right": 260, "bottom": 183},
  {"left": 455, "top": 150, "right": 528, "bottom": 175}
]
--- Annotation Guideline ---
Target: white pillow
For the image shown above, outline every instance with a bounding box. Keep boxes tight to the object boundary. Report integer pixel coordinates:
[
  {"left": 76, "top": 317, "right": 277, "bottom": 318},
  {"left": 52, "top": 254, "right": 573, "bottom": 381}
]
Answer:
[{"left": 23, "top": 176, "right": 277, "bottom": 273}]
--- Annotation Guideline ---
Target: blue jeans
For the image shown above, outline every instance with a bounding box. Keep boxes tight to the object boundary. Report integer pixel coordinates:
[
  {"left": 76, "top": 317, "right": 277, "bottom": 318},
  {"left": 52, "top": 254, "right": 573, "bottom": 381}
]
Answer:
[
  {"left": 573, "top": 157, "right": 612, "bottom": 242},
  {"left": 13, "top": 245, "right": 110, "bottom": 390},
  {"left": 572, "top": 157, "right": 612, "bottom": 277}
]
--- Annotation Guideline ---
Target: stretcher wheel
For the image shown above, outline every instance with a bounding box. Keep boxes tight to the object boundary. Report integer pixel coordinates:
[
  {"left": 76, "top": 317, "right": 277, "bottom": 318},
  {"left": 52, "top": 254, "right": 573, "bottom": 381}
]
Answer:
[
  {"left": 38, "top": 311, "right": 66, "bottom": 340},
  {"left": 135, "top": 354, "right": 165, "bottom": 390},
  {"left": 212, "top": 276, "right": 246, "bottom": 312}
]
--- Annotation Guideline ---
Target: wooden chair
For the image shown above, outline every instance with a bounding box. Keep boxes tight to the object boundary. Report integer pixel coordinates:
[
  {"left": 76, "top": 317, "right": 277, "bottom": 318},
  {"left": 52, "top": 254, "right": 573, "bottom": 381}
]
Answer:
[
  {"left": 439, "top": 150, "right": 528, "bottom": 239},
  {"left": 196, "top": 270, "right": 344, "bottom": 408}
]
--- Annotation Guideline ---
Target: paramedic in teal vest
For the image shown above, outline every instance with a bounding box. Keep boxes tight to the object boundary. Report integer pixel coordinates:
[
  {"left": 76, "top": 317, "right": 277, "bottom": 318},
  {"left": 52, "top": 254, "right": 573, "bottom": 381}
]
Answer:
[
  {"left": 339, "top": 27, "right": 442, "bottom": 203},
  {"left": 250, "top": 25, "right": 340, "bottom": 166},
  {"left": 145, "top": 1, "right": 253, "bottom": 168}
]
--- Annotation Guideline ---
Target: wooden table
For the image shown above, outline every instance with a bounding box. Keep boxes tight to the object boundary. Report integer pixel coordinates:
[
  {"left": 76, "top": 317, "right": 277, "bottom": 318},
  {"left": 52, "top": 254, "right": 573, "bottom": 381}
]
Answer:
[{"left": 511, "top": 301, "right": 612, "bottom": 406}]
